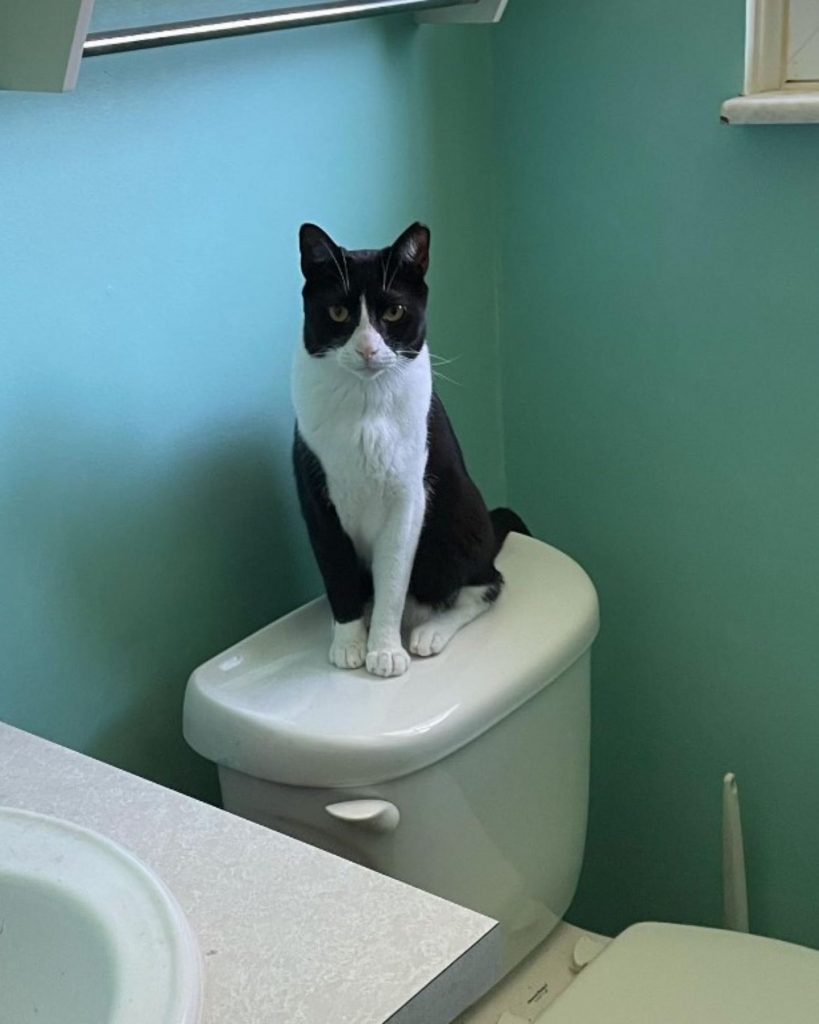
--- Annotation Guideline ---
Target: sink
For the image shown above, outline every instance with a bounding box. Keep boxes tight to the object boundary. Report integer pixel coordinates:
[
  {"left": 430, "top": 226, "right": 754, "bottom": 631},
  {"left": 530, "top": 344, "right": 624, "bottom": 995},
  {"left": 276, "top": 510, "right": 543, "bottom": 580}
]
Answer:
[{"left": 0, "top": 807, "right": 203, "bottom": 1024}]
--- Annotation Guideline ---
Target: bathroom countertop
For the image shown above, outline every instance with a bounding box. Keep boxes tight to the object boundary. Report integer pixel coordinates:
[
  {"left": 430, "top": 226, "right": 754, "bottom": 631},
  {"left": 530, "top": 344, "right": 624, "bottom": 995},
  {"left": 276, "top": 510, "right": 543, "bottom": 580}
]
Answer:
[{"left": 0, "top": 722, "right": 501, "bottom": 1024}]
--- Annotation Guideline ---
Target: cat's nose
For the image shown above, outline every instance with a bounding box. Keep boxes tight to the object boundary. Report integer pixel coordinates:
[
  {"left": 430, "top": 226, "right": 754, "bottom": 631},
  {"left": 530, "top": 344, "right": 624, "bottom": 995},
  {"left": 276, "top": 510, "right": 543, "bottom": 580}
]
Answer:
[{"left": 356, "top": 342, "right": 379, "bottom": 361}]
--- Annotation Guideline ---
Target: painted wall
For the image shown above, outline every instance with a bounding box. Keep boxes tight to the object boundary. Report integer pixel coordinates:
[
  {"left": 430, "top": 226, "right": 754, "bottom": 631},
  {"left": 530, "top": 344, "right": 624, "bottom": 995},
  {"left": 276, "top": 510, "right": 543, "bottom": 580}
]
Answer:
[
  {"left": 10, "top": 0, "right": 816, "bottom": 955},
  {"left": 493, "top": 0, "right": 819, "bottom": 948},
  {"left": 0, "top": 3, "right": 503, "bottom": 801}
]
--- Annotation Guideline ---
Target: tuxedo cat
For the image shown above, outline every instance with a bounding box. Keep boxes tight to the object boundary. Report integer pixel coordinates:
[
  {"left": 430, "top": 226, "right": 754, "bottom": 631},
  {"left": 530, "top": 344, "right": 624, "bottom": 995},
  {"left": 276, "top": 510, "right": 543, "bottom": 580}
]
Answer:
[{"left": 292, "top": 222, "right": 528, "bottom": 678}]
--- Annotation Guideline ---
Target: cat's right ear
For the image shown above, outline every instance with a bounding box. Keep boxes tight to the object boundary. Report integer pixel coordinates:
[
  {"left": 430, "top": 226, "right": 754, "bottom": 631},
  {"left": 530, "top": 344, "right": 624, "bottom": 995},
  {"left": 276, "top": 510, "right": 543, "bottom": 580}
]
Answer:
[{"left": 299, "top": 223, "right": 342, "bottom": 278}]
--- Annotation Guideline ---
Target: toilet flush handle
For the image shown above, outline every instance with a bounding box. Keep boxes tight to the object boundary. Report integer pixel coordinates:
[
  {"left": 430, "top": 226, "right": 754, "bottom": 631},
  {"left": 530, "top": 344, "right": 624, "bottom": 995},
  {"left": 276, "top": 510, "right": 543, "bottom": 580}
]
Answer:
[{"left": 325, "top": 799, "right": 400, "bottom": 833}]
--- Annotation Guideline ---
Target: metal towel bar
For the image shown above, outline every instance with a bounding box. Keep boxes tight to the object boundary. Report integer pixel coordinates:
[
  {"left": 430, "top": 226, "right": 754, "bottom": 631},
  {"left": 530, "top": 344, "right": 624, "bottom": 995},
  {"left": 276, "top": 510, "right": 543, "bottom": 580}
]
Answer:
[{"left": 83, "top": 0, "right": 480, "bottom": 56}]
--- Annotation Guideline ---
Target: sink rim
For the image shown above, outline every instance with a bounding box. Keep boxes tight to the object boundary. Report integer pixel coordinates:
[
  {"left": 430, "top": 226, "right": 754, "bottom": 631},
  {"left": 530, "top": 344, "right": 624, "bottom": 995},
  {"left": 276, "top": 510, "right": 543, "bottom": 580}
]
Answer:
[{"left": 0, "top": 805, "right": 204, "bottom": 1024}]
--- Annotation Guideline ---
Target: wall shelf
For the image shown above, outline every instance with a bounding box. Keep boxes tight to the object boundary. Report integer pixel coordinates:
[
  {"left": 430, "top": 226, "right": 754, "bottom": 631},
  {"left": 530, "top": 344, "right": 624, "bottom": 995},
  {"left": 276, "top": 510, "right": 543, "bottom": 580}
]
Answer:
[{"left": 1, "top": 0, "right": 507, "bottom": 93}]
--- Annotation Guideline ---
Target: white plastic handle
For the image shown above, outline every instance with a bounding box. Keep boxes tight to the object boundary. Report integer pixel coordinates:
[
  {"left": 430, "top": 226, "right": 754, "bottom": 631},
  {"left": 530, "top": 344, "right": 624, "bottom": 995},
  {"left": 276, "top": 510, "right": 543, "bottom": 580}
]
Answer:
[{"left": 325, "top": 799, "right": 400, "bottom": 834}]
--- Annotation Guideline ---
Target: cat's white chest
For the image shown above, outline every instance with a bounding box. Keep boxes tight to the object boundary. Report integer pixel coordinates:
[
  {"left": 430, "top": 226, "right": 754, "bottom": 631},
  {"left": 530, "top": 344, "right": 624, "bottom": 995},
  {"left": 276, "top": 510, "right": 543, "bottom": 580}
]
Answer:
[
  {"left": 328, "top": 419, "right": 404, "bottom": 562},
  {"left": 292, "top": 346, "right": 432, "bottom": 565}
]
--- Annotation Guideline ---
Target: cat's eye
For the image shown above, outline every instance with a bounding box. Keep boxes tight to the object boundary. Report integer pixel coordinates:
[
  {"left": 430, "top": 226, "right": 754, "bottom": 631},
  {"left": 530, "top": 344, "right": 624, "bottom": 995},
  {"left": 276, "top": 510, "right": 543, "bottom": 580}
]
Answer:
[
  {"left": 383, "top": 304, "right": 406, "bottom": 323},
  {"left": 328, "top": 305, "right": 350, "bottom": 323}
]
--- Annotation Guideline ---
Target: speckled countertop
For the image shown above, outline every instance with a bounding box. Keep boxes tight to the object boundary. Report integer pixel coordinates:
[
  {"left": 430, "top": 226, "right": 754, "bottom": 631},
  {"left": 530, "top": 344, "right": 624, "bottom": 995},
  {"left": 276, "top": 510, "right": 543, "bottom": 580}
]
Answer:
[{"left": 0, "top": 723, "right": 500, "bottom": 1024}]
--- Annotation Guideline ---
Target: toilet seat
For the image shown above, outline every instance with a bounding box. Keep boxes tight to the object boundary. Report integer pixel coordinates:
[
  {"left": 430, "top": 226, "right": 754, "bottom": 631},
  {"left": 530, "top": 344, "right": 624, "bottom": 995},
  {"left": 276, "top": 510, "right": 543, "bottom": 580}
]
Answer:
[{"left": 543, "top": 922, "right": 819, "bottom": 1022}]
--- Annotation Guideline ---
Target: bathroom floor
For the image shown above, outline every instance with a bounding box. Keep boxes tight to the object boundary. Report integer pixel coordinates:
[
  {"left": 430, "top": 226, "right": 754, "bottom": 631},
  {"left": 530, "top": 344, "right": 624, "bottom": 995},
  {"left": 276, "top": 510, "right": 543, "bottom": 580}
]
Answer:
[{"left": 455, "top": 922, "right": 610, "bottom": 1024}]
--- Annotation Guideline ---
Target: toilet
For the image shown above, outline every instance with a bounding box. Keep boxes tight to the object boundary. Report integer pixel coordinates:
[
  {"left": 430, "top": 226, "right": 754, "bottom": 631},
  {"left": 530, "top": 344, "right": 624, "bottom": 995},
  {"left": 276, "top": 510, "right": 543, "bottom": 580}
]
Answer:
[{"left": 183, "top": 533, "right": 819, "bottom": 1020}]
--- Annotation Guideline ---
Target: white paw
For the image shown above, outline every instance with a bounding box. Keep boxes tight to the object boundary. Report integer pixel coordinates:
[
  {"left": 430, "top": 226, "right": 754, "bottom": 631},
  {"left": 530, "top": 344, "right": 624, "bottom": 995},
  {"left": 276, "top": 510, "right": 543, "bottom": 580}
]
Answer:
[
  {"left": 409, "top": 624, "right": 449, "bottom": 658},
  {"left": 366, "top": 646, "right": 411, "bottom": 678},
  {"left": 329, "top": 619, "right": 367, "bottom": 669},
  {"left": 329, "top": 639, "right": 366, "bottom": 670}
]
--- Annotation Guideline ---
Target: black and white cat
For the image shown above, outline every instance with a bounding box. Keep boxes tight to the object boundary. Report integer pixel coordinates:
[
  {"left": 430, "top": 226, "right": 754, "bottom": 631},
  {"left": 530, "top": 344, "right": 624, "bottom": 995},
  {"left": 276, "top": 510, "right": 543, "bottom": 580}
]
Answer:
[{"left": 292, "top": 222, "right": 528, "bottom": 678}]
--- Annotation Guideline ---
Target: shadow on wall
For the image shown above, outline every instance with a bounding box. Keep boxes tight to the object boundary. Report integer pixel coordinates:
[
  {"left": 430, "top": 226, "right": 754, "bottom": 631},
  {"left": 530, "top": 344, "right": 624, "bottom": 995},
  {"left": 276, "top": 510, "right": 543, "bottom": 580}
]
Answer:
[{"left": 2, "top": 401, "right": 317, "bottom": 801}]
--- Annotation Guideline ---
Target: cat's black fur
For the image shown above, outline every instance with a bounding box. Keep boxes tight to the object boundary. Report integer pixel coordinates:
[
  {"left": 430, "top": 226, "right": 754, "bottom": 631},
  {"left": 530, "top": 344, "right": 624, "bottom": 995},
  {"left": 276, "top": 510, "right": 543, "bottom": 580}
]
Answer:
[
  {"left": 293, "top": 222, "right": 529, "bottom": 628},
  {"left": 293, "top": 430, "right": 375, "bottom": 624},
  {"left": 293, "top": 407, "right": 528, "bottom": 623}
]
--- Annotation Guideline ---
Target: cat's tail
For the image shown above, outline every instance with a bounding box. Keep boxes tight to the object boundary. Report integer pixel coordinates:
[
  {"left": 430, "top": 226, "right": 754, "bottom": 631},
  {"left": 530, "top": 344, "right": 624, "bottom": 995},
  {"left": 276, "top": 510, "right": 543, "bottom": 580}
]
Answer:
[{"left": 490, "top": 507, "right": 531, "bottom": 550}]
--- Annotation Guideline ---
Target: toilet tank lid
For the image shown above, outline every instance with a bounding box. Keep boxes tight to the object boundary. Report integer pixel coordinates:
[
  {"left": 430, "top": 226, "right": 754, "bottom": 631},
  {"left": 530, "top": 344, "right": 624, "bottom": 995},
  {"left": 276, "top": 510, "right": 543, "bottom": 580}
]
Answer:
[
  {"left": 544, "top": 923, "right": 819, "bottom": 1023},
  {"left": 183, "top": 534, "right": 599, "bottom": 788}
]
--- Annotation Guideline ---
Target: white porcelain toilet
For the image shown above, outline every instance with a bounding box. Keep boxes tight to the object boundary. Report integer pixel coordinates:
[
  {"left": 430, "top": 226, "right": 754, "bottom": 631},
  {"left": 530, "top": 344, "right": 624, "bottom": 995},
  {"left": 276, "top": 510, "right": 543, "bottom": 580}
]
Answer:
[{"left": 183, "top": 533, "right": 819, "bottom": 1020}]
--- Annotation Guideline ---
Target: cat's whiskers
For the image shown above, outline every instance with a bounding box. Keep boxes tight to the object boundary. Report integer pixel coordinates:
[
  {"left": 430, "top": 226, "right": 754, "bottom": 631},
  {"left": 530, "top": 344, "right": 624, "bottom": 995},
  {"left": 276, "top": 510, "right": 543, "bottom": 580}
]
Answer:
[
  {"left": 340, "top": 247, "right": 351, "bottom": 293},
  {"left": 428, "top": 353, "right": 460, "bottom": 368},
  {"left": 322, "top": 240, "right": 349, "bottom": 295},
  {"left": 386, "top": 253, "right": 402, "bottom": 292},
  {"left": 432, "top": 369, "right": 463, "bottom": 388},
  {"left": 394, "top": 348, "right": 462, "bottom": 386},
  {"left": 380, "top": 252, "right": 389, "bottom": 292}
]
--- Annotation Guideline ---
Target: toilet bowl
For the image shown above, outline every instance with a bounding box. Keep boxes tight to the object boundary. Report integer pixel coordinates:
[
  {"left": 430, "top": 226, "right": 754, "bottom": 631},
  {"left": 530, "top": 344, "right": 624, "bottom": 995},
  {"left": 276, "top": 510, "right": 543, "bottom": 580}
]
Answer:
[{"left": 183, "top": 534, "right": 819, "bottom": 1016}]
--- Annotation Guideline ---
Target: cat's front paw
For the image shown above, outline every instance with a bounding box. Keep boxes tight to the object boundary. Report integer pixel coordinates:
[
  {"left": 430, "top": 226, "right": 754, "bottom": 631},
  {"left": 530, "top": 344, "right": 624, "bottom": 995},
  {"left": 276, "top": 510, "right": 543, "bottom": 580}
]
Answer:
[
  {"left": 409, "top": 623, "right": 448, "bottom": 658},
  {"left": 330, "top": 639, "right": 366, "bottom": 669},
  {"left": 366, "top": 646, "right": 410, "bottom": 678},
  {"left": 329, "top": 619, "right": 367, "bottom": 670}
]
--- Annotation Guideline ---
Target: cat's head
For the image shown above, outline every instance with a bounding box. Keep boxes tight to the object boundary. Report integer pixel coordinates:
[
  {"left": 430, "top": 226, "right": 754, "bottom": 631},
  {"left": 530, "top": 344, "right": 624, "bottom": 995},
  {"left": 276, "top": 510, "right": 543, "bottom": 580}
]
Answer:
[{"left": 298, "top": 222, "right": 430, "bottom": 379}]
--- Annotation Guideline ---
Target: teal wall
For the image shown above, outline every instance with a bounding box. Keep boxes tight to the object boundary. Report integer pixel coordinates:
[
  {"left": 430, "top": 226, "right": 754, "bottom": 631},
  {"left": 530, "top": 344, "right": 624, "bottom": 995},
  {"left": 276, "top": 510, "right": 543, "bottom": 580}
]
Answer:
[
  {"left": 493, "top": 0, "right": 819, "bottom": 948},
  {"left": 0, "top": 4, "right": 503, "bottom": 801},
  {"left": 7, "top": 0, "right": 818, "bottom": 954}
]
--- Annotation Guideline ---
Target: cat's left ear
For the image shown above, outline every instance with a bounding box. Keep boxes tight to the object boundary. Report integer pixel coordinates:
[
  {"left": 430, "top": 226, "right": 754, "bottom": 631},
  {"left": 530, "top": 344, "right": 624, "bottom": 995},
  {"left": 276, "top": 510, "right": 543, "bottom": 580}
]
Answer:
[{"left": 390, "top": 223, "right": 430, "bottom": 277}]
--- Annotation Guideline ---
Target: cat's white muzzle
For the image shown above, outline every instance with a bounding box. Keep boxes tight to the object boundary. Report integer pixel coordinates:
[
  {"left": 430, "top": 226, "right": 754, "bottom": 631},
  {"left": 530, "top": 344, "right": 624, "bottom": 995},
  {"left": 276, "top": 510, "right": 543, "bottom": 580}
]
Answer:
[
  {"left": 339, "top": 299, "right": 398, "bottom": 379},
  {"left": 339, "top": 348, "right": 396, "bottom": 379}
]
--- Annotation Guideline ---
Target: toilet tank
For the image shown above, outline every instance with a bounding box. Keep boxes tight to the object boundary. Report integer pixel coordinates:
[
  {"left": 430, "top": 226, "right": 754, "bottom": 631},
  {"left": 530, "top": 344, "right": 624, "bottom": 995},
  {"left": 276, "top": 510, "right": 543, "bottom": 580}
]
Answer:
[{"left": 184, "top": 534, "right": 599, "bottom": 974}]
